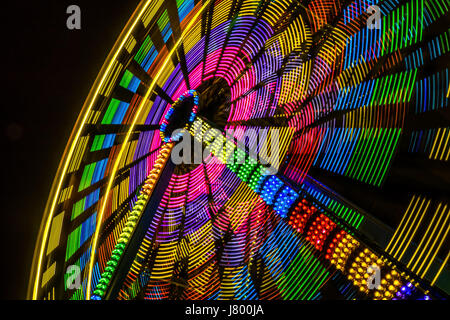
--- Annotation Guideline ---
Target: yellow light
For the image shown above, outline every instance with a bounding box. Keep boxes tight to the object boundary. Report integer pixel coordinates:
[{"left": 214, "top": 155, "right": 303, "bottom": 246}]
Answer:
[
  {"left": 431, "top": 251, "right": 450, "bottom": 286},
  {"left": 386, "top": 195, "right": 418, "bottom": 255},
  {"left": 31, "top": 0, "right": 156, "bottom": 300},
  {"left": 416, "top": 205, "right": 449, "bottom": 278},
  {"left": 408, "top": 203, "right": 444, "bottom": 270},
  {"left": 397, "top": 199, "right": 430, "bottom": 260}
]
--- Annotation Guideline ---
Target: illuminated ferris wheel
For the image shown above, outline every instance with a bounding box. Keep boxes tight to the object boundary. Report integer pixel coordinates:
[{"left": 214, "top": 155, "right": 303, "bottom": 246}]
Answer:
[{"left": 29, "top": 0, "right": 450, "bottom": 300}]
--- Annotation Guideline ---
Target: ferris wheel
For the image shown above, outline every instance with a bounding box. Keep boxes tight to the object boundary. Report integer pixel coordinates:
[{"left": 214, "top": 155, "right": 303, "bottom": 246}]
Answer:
[{"left": 29, "top": 0, "right": 450, "bottom": 300}]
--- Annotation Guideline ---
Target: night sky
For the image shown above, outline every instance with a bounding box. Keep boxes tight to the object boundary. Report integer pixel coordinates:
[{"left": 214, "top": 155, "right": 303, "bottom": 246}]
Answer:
[{"left": 1, "top": 0, "right": 139, "bottom": 299}]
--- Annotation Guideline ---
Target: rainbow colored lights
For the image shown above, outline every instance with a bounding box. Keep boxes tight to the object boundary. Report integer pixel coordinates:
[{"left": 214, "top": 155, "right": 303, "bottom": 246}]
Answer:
[
  {"left": 160, "top": 90, "right": 199, "bottom": 143},
  {"left": 30, "top": 0, "right": 450, "bottom": 301},
  {"left": 91, "top": 143, "right": 173, "bottom": 299}
]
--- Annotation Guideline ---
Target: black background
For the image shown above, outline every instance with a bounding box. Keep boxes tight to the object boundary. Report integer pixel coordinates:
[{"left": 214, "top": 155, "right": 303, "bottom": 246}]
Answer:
[{"left": 1, "top": 0, "right": 139, "bottom": 299}]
